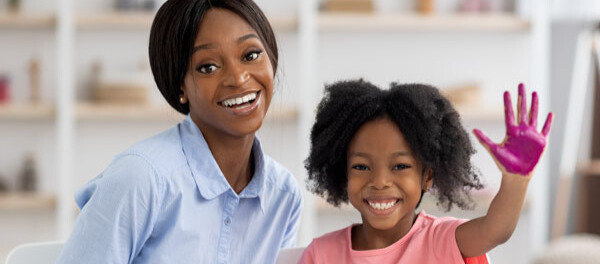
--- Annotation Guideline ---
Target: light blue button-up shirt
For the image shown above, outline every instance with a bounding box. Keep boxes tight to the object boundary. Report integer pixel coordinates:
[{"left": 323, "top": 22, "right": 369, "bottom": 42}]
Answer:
[{"left": 57, "top": 115, "right": 303, "bottom": 264}]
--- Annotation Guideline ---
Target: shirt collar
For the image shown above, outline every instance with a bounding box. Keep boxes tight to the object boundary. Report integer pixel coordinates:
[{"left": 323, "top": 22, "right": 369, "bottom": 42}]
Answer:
[{"left": 179, "top": 115, "right": 267, "bottom": 210}]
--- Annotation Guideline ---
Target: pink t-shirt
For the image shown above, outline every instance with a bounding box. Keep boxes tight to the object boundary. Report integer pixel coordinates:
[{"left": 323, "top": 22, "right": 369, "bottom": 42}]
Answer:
[{"left": 299, "top": 211, "right": 469, "bottom": 264}]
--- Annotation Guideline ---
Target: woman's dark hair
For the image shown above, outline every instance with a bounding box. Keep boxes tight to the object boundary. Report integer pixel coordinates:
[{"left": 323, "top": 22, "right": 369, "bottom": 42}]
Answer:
[
  {"left": 149, "top": 0, "right": 279, "bottom": 114},
  {"left": 305, "top": 79, "right": 484, "bottom": 211}
]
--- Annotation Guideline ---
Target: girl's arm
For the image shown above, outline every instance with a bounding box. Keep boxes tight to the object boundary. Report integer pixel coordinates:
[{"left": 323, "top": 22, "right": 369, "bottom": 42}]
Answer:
[{"left": 455, "top": 84, "right": 553, "bottom": 257}]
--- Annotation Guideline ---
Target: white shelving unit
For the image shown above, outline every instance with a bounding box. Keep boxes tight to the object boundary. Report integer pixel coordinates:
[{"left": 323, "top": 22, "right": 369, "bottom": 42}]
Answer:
[{"left": 0, "top": 0, "right": 551, "bottom": 263}]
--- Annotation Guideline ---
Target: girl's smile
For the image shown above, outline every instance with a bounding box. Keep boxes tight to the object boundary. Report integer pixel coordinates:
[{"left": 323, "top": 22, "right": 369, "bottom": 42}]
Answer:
[{"left": 364, "top": 197, "right": 401, "bottom": 216}]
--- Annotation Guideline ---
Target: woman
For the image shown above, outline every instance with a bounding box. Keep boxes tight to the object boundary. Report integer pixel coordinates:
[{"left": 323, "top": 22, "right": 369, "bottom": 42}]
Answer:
[{"left": 57, "top": 1, "right": 302, "bottom": 263}]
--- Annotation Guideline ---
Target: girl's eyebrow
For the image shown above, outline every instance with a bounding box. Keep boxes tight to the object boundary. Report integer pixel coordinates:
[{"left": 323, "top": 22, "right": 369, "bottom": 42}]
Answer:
[
  {"left": 392, "top": 151, "right": 412, "bottom": 157},
  {"left": 193, "top": 34, "right": 259, "bottom": 53}
]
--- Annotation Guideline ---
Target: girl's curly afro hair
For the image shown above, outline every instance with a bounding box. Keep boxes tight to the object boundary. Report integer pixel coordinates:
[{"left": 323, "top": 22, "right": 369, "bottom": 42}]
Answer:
[{"left": 305, "top": 79, "right": 484, "bottom": 211}]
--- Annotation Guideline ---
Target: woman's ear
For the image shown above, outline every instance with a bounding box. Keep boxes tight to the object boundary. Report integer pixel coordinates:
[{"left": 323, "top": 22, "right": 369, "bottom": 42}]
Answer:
[
  {"left": 423, "top": 168, "right": 433, "bottom": 192},
  {"left": 179, "top": 85, "right": 188, "bottom": 104}
]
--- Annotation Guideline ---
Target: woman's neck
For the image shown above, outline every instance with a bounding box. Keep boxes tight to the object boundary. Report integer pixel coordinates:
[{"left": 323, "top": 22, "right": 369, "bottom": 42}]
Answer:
[
  {"left": 199, "top": 126, "right": 256, "bottom": 194},
  {"left": 352, "top": 211, "right": 418, "bottom": 251}
]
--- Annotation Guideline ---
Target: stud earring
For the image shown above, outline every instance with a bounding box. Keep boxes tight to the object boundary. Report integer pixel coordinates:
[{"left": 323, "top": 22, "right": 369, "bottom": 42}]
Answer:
[{"left": 179, "top": 96, "right": 187, "bottom": 104}]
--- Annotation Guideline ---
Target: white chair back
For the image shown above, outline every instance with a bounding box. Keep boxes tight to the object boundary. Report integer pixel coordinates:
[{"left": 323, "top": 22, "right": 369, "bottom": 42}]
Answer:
[{"left": 5, "top": 241, "right": 64, "bottom": 264}]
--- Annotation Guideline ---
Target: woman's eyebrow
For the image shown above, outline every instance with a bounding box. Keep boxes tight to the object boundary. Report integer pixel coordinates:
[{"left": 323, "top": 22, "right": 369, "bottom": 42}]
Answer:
[
  {"left": 193, "top": 43, "right": 217, "bottom": 53},
  {"left": 237, "top": 33, "right": 259, "bottom": 44},
  {"left": 193, "top": 34, "right": 259, "bottom": 53}
]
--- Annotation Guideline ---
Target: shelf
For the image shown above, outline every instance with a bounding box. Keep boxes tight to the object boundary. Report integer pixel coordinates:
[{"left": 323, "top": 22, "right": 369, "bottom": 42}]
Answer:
[
  {"left": 455, "top": 105, "right": 504, "bottom": 122},
  {"left": 0, "top": 192, "right": 56, "bottom": 211},
  {"left": 75, "top": 102, "right": 298, "bottom": 122},
  {"left": 318, "top": 12, "right": 530, "bottom": 32},
  {"left": 0, "top": 13, "right": 56, "bottom": 29},
  {"left": 267, "top": 15, "right": 297, "bottom": 31},
  {"left": 76, "top": 11, "right": 155, "bottom": 29},
  {"left": 578, "top": 160, "right": 600, "bottom": 176},
  {"left": 0, "top": 103, "right": 55, "bottom": 120},
  {"left": 76, "top": 102, "right": 183, "bottom": 121},
  {"left": 74, "top": 11, "right": 297, "bottom": 31}
]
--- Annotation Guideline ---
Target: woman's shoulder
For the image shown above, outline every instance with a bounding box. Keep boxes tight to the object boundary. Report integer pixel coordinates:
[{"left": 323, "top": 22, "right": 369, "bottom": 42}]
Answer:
[
  {"left": 261, "top": 154, "right": 299, "bottom": 193},
  {"left": 119, "top": 125, "right": 188, "bottom": 173}
]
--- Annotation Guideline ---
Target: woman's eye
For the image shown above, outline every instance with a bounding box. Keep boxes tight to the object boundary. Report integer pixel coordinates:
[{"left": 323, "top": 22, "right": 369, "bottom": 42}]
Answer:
[
  {"left": 197, "top": 64, "right": 218, "bottom": 74},
  {"left": 393, "top": 164, "right": 410, "bottom": 170},
  {"left": 351, "top": 165, "right": 370, "bottom": 171},
  {"left": 243, "top": 50, "right": 262, "bottom": 61}
]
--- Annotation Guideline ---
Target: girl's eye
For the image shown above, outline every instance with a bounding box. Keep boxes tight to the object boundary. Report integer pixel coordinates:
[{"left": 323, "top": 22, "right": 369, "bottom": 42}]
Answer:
[
  {"left": 351, "top": 165, "right": 370, "bottom": 171},
  {"left": 197, "top": 64, "right": 218, "bottom": 74},
  {"left": 393, "top": 164, "right": 410, "bottom": 170},
  {"left": 243, "top": 50, "right": 262, "bottom": 61}
]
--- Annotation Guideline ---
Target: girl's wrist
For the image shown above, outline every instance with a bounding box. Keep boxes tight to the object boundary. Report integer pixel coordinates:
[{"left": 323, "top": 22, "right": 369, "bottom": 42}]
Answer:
[{"left": 500, "top": 171, "right": 531, "bottom": 189}]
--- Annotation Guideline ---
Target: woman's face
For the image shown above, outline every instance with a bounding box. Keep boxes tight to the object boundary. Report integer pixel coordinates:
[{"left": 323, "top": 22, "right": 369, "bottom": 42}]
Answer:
[
  {"left": 182, "top": 8, "right": 274, "bottom": 139},
  {"left": 346, "top": 118, "right": 432, "bottom": 233}
]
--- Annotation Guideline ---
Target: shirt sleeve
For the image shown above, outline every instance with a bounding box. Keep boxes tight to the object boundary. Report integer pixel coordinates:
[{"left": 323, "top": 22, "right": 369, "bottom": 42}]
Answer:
[
  {"left": 280, "top": 184, "right": 304, "bottom": 248},
  {"left": 431, "top": 217, "right": 468, "bottom": 263},
  {"left": 56, "top": 154, "right": 162, "bottom": 264}
]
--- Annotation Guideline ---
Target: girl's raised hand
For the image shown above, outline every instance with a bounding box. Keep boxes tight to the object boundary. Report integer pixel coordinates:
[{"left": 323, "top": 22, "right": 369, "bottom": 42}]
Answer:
[{"left": 473, "top": 83, "right": 553, "bottom": 177}]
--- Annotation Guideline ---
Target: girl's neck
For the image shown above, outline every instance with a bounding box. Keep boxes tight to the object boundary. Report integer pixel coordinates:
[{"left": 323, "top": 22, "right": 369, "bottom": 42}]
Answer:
[
  {"left": 352, "top": 211, "right": 418, "bottom": 251},
  {"left": 199, "top": 126, "right": 256, "bottom": 194}
]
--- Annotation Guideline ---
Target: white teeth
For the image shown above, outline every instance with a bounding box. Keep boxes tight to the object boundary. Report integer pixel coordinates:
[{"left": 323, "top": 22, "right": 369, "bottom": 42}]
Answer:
[
  {"left": 222, "top": 92, "right": 257, "bottom": 107},
  {"left": 368, "top": 200, "right": 397, "bottom": 211}
]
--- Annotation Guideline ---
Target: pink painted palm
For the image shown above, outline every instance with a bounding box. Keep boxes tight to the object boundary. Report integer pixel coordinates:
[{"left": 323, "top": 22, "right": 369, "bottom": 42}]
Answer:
[{"left": 473, "top": 83, "right": 553, "bottom": 176}]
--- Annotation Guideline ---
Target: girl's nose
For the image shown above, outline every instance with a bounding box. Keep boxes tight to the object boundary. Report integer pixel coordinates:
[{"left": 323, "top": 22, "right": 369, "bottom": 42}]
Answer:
[
  {"left": 222, "top": 62, "right": 250, "bottom": 88},
  {"left": 369, "top": 169, "right": 392, "bottom": 190}
]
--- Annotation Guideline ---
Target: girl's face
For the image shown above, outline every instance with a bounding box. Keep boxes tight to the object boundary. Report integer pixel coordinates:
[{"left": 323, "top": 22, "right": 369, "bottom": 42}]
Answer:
[
  {"left": 182, "top": 8, "right": 274, "bottom": 138},
  {"left": 347, "top": 118, "right": 433, "bottom": 233}
]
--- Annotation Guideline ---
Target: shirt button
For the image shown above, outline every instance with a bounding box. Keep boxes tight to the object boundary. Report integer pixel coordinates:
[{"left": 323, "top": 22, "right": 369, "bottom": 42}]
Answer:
[{"left": 224, "top": 217, "right": 231, "bottom": 226}]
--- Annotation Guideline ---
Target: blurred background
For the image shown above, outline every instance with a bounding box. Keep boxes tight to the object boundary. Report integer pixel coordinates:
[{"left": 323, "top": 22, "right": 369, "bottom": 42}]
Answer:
[{"left": 1, "top": 0, "right": 599, "bottom": 263}]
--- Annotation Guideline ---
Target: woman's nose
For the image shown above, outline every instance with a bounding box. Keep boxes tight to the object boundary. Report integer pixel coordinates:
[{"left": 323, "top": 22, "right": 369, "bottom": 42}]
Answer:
[{"left": 222, "top": 62, "right": 250, "bottom": 88}]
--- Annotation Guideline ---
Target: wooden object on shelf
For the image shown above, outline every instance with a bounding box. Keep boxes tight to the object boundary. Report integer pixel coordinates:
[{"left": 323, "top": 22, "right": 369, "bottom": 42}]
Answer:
[
  {"left": 0, "top": 192, "right": 55, "bottom": 211},
  {"left": 92, "top": 82, "right": 149, "bottom": 104},
  {"left": 417, "top": 0, "right": 435, "bottom": 14},
  {"left": 321, "top": 0, "right": 374, "bottom": 13},
  {"left": 28, "top": 57, "right": 41, "bottom": 103}
]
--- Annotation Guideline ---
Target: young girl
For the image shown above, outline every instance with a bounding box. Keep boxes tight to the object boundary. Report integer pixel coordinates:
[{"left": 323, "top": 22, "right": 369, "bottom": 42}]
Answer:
[
  {"left": 57, "top": 0, "right": 302, "bottom": 263},
  {"left": 300, "top": 80, "right": 552, "bottom": 263}
]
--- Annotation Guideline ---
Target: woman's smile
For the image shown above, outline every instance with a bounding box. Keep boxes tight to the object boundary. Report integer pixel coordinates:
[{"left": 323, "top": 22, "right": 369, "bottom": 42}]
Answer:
[{"left": 218, "top": 90, "right": 262, "bottom": 115}]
